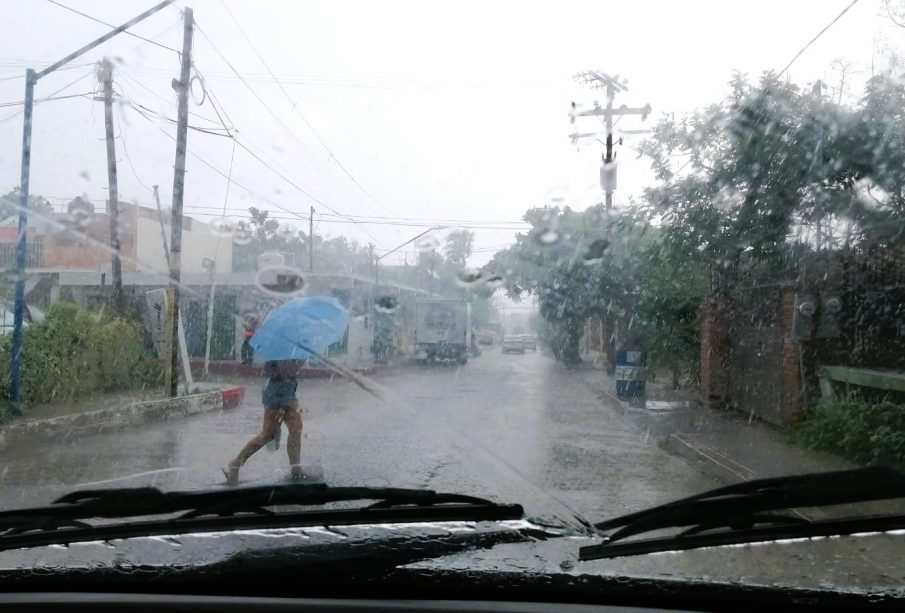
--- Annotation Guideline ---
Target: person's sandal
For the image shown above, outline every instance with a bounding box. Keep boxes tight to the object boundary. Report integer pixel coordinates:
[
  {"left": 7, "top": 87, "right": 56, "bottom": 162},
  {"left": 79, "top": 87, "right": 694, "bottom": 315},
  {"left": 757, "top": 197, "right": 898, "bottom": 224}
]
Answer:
[{"left": 222, "top": 464, "right": 241, "bottom": 486}]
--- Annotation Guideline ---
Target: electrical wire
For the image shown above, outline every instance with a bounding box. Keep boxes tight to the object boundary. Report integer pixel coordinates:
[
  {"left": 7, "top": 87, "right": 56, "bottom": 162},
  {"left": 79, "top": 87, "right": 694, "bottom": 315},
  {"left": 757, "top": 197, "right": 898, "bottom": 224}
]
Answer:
[
  {"left": 777, "top": 0, "right": 861, "bottom": 78},
  {"left": 43, "top": 0, "right": 180, "bottom": 54},
  {"left": 0, "top": 92, "right": 94, "bottom": 108},
  {"left": 0, "top": 69, "right": 95, "bottom": 125},
  {"left": 127, "top": 104, "right": 386, "bottom": 247},
  {"left": 220, "top": 0, "right": 397, "bottom": 216},
  {"left": 193, "top": 20, "right": 388, "bottom": 220}
]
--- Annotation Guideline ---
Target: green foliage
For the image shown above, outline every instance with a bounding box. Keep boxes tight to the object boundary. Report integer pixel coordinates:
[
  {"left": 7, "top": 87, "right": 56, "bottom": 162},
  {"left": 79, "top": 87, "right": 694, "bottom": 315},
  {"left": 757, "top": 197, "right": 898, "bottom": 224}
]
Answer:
[
  {"left": 790, "top": 397, "right": 905, "bottom": 471},
  {"left": 0, "top": 303, "right": 163, "bottom": 410},
  {"left": 233, "top": 207, "right": 372, "bottom": 274},
  {"left": 488, "top": 205, "right": 652, "bottom": 366}
]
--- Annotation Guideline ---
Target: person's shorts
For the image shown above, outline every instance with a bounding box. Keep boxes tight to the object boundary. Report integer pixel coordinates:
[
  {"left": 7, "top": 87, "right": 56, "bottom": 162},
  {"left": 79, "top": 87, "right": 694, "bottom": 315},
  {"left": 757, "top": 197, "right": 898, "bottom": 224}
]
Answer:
[{"left": 266, "top": 399, "right": 299, "bottom": 412}]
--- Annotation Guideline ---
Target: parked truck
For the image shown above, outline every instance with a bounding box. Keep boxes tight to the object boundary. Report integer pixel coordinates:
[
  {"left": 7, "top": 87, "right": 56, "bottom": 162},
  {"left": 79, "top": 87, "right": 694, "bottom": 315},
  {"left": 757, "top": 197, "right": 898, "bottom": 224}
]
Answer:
[{"left": 413, "top": 299, "right": 471, "bottom": 364}]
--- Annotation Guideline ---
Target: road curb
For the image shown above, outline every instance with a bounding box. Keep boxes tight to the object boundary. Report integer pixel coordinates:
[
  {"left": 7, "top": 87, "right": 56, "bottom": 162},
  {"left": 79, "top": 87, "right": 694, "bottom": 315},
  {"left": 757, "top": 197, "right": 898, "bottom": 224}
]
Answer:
[
  {"left": 190, "top": 360, "right": 376, "bottom": 379},
  {"left": 0, "top": 385, "right": 245, "bottom": 449},
  {"left": 660, "top": 433, "right": 758, "bottom": 484}
]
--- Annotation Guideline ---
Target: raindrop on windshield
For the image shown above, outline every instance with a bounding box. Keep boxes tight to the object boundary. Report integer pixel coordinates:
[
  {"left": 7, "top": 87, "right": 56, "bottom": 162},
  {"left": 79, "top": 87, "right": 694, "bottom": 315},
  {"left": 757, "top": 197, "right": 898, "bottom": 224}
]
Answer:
[
  {"left": 582, "top": 238, "right": 610, "bottom": 264},
  {"left": 537, "top": 230, "right": 561, "bottom": 245},
  {"left": 416, "top": 236, "right": 440, "bottom": 253},
  {"left": 456, "top": 269, "right": 485, "bottom": 287},
  {"left": 211, "top": 217, "right": 236, "bottom": 237},
  {"left": 254, "top": 265, "right": 306, "bottom": 298},
  {"left": 233, "top": 224, "right": 253, "bottom": 246},
  {"left": 375, "top": 295, "right": 399, "bottom": 314},
  {"left": 484, "top": 274, "right": 505, "bottom": 289},
  {"left": 545, "top": 186, "right": 571, "bottom": 205}
]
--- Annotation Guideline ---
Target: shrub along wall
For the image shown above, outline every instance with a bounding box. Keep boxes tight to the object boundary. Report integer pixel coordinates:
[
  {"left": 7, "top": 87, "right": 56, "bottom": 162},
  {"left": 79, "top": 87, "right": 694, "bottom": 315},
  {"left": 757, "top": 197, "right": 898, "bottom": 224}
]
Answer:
[
  {"left": 789, "top": 396, "right": 905, "bottom": 472},
  {"left": 0, "top": 303, "right": 163, "bottom": 408}
]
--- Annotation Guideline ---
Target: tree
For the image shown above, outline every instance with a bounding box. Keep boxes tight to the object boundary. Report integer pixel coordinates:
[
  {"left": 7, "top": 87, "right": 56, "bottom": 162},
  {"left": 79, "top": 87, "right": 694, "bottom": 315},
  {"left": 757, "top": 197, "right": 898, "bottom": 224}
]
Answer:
[
  {"left": 443, "top": 229, "right": 474, "bottom": 266},
  {"left": 233, "top": 207, "right": 371, "bottom": 275},
  {"left": 488, "top": 205, "right": 650, "bottom": 366}
]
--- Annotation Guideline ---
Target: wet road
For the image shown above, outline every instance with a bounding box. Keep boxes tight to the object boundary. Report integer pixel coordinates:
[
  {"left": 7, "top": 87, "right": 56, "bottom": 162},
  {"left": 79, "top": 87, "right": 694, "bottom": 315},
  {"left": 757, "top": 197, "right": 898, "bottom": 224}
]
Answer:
[{"left": 0, "top": 350, "right": 714, "bottom": 522}]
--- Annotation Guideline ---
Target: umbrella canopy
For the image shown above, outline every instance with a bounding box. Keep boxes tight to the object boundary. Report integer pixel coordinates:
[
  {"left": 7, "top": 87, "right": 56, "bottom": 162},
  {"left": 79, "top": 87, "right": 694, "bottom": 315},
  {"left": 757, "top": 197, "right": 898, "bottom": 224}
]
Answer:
[{"left": 249, "top": 296, "right": 350, "bottom": 361}]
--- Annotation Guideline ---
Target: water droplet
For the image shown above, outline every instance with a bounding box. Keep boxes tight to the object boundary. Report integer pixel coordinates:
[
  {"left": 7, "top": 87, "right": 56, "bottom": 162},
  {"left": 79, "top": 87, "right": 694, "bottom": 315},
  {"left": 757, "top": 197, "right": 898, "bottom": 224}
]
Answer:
[
  {"left": 254, "top": 265, "right": 305, "bottom": 298},
  {"left": 483, "top": 274, "right": 505, "bottom": 289},
  {"left": 78, "top": 170, "right": 90, "bottom": 181},
  {"left": 233, "top": 225, "right": 253, "bottom": 246},
  {"left": 375, "top": 295, "right": 398, "bottom": 314},
  {"left": 545, "top": 186, "right": 571, "bottom": 205},
  {"left": 456, "top": 269, "right": 484, "bottom": 287},
  {"left": 416, "top": 236, "right": 440, "bottom": 253},
  {"left": 537, "top": 230, "right": 560, "bottom": 245},
  {"left": 582, "top": 238, "right": 610, "bottom": 264},
  {"left": 211, "top": 217, "right": 236, "bottom": 237}
]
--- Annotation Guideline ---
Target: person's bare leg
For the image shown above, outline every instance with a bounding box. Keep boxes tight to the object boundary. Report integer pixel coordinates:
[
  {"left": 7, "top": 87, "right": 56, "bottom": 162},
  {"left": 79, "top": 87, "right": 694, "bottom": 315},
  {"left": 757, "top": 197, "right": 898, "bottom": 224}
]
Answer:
[
  {"left": 227, "top": 410, "right": 281, "bottom": 484},
  {"left": 284, "top": 403, "right": 304, "bottom": 479}
]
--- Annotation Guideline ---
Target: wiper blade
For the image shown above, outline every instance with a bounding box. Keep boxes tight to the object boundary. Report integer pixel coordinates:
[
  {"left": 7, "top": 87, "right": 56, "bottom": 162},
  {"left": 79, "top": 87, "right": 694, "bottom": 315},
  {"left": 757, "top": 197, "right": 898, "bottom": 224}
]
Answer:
[
  {"left": 0, "top": 483, "right": 524, "bottom": 552},
  {"left": 581, "top": 467, "right": 905, "bottom": 560}
]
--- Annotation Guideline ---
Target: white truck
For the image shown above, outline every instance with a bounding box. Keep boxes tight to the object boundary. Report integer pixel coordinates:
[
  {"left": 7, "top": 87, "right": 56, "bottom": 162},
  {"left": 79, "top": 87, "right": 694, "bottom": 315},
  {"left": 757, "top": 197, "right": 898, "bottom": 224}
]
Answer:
[{"left": 413, "top": 299, "right": 471, "bottom": 364}]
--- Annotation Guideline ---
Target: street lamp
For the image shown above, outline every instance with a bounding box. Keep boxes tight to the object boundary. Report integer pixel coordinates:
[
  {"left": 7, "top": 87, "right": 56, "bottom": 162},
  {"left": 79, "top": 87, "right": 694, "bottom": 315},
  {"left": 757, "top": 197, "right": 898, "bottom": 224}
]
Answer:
[{"left": 371, "top": 226, "right": 445, "bottom": 362}]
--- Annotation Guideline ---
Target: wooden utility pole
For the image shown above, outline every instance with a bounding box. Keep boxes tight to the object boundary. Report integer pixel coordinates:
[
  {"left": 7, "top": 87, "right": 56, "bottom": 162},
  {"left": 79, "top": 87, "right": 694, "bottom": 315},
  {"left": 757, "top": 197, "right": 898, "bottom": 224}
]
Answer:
[
  {"left": 99, "top": 58, "right": 124, "bottom": 315},
  {"left": 308, "top": 205, "right": 314, "bottom": 272},
  {"left": 165, "top": 7, "right": 194, "bottom": 398}
]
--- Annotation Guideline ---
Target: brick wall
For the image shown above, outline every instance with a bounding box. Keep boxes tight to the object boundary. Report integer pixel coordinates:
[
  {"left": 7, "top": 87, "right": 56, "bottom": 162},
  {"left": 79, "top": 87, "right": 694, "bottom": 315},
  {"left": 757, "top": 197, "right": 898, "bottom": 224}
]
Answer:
[
  {"left": 698, "top": 300, "right": 729, "bottom": 408},
  {"left": 780, "top": 288, "right": 803, "bottom": 421}
]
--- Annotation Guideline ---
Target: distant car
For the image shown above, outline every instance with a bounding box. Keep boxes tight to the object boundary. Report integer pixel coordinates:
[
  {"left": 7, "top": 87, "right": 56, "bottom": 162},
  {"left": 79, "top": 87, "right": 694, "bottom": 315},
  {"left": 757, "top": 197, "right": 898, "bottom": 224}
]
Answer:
[
  {"left": 519, "top": 334, "right": 537, "bottom": 351},
  {"left": 502, "top": 336, "right": 525, "bottom": 354}
]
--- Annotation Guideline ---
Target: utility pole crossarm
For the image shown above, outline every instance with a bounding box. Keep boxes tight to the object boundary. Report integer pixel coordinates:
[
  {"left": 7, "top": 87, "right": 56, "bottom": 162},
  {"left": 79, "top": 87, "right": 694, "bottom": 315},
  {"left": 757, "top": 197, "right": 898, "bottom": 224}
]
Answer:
[{"left": 570, "top": 103, "right": 652, "bottom": 120}]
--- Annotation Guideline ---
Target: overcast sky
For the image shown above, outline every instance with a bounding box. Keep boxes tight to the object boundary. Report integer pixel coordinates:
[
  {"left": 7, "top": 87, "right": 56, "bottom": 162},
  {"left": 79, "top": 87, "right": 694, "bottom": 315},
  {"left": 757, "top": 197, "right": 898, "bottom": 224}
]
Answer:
[{"left": 0, "top": 0, "right": 900, "bottom": 270}]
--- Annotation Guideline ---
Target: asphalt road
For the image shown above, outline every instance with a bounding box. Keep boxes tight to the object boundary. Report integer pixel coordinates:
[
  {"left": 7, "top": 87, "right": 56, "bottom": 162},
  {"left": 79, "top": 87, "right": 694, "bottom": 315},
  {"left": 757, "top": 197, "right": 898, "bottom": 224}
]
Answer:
[{"left": 0, "top": 349, "right": 715, "bottom": 524}]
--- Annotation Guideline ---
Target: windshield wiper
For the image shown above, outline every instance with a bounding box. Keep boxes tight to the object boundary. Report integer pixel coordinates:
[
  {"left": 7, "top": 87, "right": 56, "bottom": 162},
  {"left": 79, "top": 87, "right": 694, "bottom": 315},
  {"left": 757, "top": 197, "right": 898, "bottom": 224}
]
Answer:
[
  {"left": 0, "top": 483, "right": 524, "bottom": 553},
  {"left": 580, "top": 467, "right": 905, "bottom": 560}
]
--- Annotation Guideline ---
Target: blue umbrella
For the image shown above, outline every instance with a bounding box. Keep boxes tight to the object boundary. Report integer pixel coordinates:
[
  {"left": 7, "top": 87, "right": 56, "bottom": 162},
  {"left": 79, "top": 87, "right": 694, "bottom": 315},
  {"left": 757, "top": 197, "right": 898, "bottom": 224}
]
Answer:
[{"left": 249, "top": 296, "right": 350, "bottom": 361}]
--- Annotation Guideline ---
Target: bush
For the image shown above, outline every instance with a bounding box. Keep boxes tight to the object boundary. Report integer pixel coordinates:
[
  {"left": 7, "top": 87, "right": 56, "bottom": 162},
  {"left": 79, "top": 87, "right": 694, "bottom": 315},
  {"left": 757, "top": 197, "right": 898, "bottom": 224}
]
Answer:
[
  {"left": 789, "top": 397, "right": 905, "bottom": 472},
  {"left": 0, "top": 303, "right": 164, "bottom": 409}
]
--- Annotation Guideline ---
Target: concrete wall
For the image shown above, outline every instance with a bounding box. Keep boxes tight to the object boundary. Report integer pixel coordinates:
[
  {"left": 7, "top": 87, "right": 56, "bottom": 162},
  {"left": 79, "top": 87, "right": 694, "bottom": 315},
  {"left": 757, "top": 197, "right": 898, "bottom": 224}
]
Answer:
[{"left": 135, "top": 212, "right": 232, "bottom": 275}]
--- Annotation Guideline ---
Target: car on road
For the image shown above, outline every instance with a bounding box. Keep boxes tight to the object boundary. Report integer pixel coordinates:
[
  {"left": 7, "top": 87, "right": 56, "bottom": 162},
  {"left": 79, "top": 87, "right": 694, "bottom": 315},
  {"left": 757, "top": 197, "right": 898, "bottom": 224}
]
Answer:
[{"left": 501, "top": 336, "right": 526, "bottom": 354}]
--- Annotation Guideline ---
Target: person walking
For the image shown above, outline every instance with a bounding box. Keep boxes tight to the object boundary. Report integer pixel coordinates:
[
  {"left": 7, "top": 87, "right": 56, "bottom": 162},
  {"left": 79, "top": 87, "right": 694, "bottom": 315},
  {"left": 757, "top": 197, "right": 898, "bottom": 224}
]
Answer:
[{"left": 226, "top": 360, "right": 303, "bottom": 484}]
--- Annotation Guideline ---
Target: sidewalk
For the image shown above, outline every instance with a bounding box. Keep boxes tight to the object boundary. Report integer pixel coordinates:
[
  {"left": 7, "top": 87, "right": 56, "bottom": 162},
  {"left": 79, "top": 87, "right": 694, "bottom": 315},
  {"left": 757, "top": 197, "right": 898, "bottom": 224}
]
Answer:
[
  {"left": 0, "top": 382, "right": 245, "bottom": 448},
  {"left": 575, "top": 362, "right": 905, "bottom": 518}
]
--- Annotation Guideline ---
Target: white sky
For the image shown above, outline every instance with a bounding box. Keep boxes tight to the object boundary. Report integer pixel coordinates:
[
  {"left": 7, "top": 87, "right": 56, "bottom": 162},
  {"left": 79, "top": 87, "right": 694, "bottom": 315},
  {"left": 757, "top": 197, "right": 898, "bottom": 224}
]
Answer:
[{"left": 0, "top": 0, "right": 900, "bottom": 269}]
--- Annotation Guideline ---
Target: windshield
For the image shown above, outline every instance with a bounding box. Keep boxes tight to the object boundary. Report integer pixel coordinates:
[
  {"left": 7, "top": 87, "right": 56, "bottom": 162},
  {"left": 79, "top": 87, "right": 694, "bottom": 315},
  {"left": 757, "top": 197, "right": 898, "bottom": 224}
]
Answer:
[{"left": 1, "top": 0, "right": 905, "bottom": 596}]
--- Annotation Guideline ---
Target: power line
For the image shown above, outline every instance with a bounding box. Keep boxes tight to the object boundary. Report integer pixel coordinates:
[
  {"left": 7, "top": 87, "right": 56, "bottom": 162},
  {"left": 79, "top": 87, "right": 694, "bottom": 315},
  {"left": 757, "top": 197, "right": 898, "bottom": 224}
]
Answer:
[
  {"left": 192, "top": 20, "right": 387, "bottom": 221},
  {"left": 220, "top": 0, "right": 397, "bottom": 216},
  {"left": 127, "top": 104, "right": 386, "bottom": 247},
  {"left": 43, "top": 0, "right": 180, "bottom": 54},
  {"left": 0, "top": 91, "right": 94, "bottom": 108},
  {"left": 777, "top": 0, "right": 861, "bottom": 78},
  {"left": 0, "top": 69, "right": 95, "bottom": 125},
  {"left": 175, "top": 203, "right": 528, "bottom": 226}
]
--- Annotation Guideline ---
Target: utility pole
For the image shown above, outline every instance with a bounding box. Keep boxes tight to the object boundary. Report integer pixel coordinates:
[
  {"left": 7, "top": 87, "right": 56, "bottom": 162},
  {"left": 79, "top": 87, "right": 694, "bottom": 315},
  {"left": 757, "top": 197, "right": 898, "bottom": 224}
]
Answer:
[
  {"left": 8, "top": 0, "right": 176, "bottom": 415},
  {"left": 570, "top": 71, "right": 651, "bottom": 209},
  {"left": 165, "top": 7, "right": 194, "bottom": 398},
  {"left": 99, "top": 58, "right": 124, "bottom": 315},
  {"left": 308, "top": 205, "right": 314, "bottom": 272}
]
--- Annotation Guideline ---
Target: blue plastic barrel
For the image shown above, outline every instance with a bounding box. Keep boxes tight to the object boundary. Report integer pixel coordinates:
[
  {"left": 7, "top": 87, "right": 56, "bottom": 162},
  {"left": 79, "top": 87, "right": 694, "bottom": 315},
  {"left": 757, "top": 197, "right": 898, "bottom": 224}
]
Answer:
[{"left": 615, "top": 350, "right": 647, "bottom": 398}]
